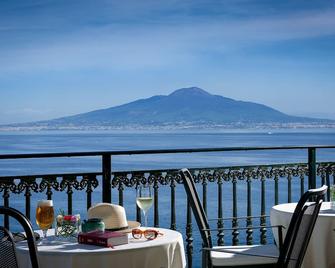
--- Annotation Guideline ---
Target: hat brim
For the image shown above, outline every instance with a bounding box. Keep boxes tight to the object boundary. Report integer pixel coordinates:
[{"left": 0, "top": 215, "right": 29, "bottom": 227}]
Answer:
[{"left": 105, "top": 220, "right": 141, "bottom": 233}]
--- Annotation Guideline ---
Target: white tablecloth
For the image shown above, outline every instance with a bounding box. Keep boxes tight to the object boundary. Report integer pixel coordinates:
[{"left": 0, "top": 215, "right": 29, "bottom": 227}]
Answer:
[
  {"left": 270, "top": 202, "right": 335, "bottom": 268},
  {"left": 16, "top": 228, "right": 186, "bottom": 268}
]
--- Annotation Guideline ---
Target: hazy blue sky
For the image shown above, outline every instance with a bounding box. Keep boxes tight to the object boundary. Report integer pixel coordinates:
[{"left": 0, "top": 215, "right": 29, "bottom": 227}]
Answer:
[{"left": 1, "top": 0, "right": 335, "bottom": 124}]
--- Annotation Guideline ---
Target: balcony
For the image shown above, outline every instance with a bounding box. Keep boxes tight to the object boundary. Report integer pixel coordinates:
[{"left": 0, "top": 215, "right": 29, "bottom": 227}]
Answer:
[{"left": 0, "top": 145, "right": 335, "bottom": 267}]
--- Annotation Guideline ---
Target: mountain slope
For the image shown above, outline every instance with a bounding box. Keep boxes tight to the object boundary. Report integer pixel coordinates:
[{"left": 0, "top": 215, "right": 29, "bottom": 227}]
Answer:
[
  {"left": 10, "top": 87, "right": 333, "bottom": 129},
  {"left": 47, "top": 87, "right": 316, "bottom": 126}
]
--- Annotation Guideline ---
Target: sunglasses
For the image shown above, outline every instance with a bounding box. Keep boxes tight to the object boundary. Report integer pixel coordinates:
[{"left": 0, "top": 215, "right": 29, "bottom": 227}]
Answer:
[{"left": 131, "top": 229, "right": 163, "bottom": 240}]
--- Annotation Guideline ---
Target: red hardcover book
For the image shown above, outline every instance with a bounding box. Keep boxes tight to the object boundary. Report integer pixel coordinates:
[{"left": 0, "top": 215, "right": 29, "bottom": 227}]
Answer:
[{"left": 78, "top": 230, "right": 128, "bottom": 247}]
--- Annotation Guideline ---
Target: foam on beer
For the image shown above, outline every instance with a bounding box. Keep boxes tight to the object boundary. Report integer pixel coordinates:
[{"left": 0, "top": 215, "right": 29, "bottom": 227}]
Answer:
[{"left": 37, "top": 200, "right": 53, "bottom": 207}]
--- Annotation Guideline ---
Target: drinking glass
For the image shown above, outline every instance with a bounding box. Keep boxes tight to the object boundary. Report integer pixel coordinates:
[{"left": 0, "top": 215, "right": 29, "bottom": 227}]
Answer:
[
  {"left": 36, "top": 200, "right": 54, "bottom": 243},
  {"left": 136, "top": 184, "right": 153, "bottom": 227}
]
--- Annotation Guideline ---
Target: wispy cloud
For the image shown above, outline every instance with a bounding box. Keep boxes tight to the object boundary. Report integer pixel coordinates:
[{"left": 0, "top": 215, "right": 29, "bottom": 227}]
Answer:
[{"left": 0, "top": 1, "right": 335, "bottom": 73}]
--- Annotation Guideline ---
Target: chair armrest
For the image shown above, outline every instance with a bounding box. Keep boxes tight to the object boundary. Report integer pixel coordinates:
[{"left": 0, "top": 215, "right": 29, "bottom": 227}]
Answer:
[
  {"left": 203, "top": 224, "right": 285, "bottom": 231},
  {"left": 203, "top": 225, "right": 284, "bottom": 250},
  {"left": 208, "top": 215, "right": 270, "bottom": 221}
]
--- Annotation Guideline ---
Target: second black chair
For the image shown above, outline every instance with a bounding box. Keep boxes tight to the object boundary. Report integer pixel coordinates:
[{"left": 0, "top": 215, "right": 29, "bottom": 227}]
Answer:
[{"left": 180, "top": 168, "right": 327, "bottom": 268}]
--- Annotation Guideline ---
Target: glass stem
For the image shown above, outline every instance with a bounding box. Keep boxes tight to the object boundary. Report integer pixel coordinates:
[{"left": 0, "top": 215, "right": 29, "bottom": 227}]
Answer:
[
  {"left": 42, "top": 229, "right": 48, "bottom": 239},
  {"left": 143, "top": 211, "right": 148, "bottom": 227}
]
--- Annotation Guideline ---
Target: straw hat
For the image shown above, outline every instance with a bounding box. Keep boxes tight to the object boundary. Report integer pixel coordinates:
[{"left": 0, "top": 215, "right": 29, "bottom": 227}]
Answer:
[{"left": 87, "top": 203, "right": 140, "bottom": 232}]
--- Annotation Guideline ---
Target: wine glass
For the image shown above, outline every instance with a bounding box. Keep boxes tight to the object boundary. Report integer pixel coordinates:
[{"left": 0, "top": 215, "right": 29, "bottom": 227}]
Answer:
[
  {"left": 136, "top": 184, "right": 153, "bottom": 227},
  {"left": 36, "top": 200, "right": 54, "bottom": 243}
]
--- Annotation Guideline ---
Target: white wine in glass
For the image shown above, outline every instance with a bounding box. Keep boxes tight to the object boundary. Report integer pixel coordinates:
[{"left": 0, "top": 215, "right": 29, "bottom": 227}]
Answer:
[
  {"left": 136, "top": 185, "right": 153, "bottom": 227},
  {"left": 36, "top": 200, "right": 54, "bottom": 243}
]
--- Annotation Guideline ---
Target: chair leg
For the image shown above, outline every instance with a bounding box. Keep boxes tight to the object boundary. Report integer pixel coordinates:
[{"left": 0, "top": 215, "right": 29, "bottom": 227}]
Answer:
[{"left": 202, "top": 250, "right": 212, "bottom": 268}]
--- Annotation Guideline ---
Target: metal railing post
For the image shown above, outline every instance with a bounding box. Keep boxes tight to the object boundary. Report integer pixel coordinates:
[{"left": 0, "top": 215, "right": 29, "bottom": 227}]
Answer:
[
  {"left": 102, "top": 154, "right": 112, "bottom": 203},
  {"left": 308, "top": 148, "right": 316, "bottom": 190},
  {"left": 186, "top": 198, "right": 193, "bottom": 268}
]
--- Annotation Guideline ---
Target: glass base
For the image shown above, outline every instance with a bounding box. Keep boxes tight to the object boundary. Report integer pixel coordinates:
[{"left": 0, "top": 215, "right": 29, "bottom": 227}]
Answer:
[{"left": 37, "top": 236, "right": 54, "bottom": 245}]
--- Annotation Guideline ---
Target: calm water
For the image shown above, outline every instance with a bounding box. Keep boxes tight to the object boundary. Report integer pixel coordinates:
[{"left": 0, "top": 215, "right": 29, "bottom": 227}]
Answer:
[
  {"left": 1, "top": 129, "right": 335, "bottom": 175},
  {"left": 1, "top": 129, "right": 335, "bottom": 266}
]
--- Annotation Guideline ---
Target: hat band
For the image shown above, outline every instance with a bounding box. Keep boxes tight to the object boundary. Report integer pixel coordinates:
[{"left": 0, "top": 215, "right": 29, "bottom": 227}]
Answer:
[{"left": 105, "top": 225, "right": 129, "bottom": 231}]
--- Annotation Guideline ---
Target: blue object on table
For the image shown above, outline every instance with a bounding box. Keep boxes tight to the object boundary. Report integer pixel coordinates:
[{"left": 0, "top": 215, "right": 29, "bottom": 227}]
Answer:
[{"left": 81, "top": 218, "right": 105, "bottom": 233}]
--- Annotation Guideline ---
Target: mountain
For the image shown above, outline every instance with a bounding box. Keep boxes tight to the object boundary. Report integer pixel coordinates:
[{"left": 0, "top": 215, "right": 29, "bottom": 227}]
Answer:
[{"left": 6, "top": 87, "right": 334, "bottom": 129}]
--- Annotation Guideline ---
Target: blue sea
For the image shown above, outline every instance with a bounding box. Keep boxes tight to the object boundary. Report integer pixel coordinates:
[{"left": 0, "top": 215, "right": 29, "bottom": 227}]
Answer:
[{"left": 1, "top": 129, "right": 335, "bottom": 266}]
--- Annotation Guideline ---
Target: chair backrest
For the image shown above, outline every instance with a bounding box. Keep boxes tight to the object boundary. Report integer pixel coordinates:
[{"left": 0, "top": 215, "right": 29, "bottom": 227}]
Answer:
[
  {"left": 0, "top": 226, "right": 19, "bottom": 268},
  {"left": 0, "top": 206, "right": 39, "bottom": 268},
  {"left": 277, "top": 185, "right": 327, "bottom": 268},
  {"left": 180, "top": 168, "right": 213, "bottom": 248}
]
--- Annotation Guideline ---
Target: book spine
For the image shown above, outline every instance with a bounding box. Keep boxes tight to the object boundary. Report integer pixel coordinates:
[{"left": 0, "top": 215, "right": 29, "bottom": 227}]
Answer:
[{"left": 78, "top": 235, "right": 111, "bottom": 247}]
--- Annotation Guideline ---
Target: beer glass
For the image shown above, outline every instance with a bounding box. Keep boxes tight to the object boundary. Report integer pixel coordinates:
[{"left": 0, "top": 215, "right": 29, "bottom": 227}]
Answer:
[{"left": 36, "top": 200, "right": 54, "bottom": 242}]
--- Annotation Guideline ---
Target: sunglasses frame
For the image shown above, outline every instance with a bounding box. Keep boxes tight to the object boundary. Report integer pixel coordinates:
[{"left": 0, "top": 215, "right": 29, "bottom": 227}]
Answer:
[{"left": 131, "top": 229, "right": 163, "bottom": 240}]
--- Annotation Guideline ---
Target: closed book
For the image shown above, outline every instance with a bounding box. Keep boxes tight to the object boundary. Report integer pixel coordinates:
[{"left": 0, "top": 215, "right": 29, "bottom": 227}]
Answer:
[{"left": 78, "top": 230, "right": 128, "bottom": 247}]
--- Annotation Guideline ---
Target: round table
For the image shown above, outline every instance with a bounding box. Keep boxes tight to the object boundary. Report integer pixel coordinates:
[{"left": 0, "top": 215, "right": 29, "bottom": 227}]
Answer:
[
  {"left": 16, "top": 228, "right": 186, "bottom": 268},
  {"left": 270, "top": 202, "right": 335, "bottom": 268}
]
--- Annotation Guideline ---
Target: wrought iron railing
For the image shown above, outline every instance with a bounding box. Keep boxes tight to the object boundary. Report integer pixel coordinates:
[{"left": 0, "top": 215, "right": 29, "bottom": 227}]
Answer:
[{"left": 0, "top": 146, "right": 335, "bottom": 267}]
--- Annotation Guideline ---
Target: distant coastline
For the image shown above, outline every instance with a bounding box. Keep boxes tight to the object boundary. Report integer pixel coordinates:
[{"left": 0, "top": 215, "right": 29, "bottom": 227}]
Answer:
[{"left": 1, "top": 122, "right": 335, "bottom": 132}]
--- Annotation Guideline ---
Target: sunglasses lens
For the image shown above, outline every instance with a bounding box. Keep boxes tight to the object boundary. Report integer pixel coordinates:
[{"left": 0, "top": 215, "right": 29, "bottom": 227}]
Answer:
[
  {"left": 132, "top": 229, "right": 142, "bottom": 239},
  {"left": 144, "top": 230, "right": 157, "bottom": 240}
]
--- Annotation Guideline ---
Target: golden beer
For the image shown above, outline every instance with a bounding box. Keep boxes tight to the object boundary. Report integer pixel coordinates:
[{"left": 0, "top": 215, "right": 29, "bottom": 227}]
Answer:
[{"left": 36, "top": 200, "right": 54, "bottom": 230}]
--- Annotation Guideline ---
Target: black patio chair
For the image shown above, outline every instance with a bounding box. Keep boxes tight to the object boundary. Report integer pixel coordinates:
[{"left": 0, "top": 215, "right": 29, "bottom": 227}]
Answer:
[
  {"left": 0, "top": 206, "right": 39, "bottom": 268},
  {"left": 180, "top": 168, "right": 327, "bottom": 268}
]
